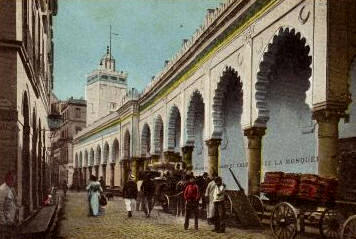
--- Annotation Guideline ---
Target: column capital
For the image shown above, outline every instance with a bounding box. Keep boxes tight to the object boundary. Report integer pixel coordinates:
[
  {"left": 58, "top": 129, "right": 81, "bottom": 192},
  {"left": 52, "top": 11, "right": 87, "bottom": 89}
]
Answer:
[
  {"left": 205, "top": 138, "right": 222, "bottom": 145},
  {"left": 243, "top": 127, "right": 266, "bottom": 137},
  {"left": 163, "top": 151, "right": 178, "bottom": 162},
  {"left": 205, "top": 138, "right": 221, "bottom": 157},
  {"left": 181, "top": 145, "right": 194, "bottom": 154},
  {"left": 131, "top": 157, "right": 142, "bottom": 162},
  {"left": 151, "top": 154, "right": 160, "bottom": 163},
  {"left": 312, "top": 109, "right": 344, "bottom": 123}
]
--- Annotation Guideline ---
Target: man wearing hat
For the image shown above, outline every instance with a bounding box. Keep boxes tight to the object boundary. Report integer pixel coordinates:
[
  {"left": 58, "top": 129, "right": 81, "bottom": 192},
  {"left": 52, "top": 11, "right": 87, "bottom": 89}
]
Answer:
[{"left": 123, "top": 174, "right": 138, "bottom": 217}]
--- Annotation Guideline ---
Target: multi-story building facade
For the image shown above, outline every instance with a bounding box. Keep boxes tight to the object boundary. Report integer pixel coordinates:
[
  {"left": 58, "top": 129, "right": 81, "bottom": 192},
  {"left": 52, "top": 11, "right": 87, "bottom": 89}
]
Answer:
[
  {"left": 50, "top": 97, "right": 86, "bottom": 188},
  {"left": 0, "top": 0, "right": 58, "bottom": 221},
  {"left": 73, "top": 0, "right": 356, "bottom": 194}
]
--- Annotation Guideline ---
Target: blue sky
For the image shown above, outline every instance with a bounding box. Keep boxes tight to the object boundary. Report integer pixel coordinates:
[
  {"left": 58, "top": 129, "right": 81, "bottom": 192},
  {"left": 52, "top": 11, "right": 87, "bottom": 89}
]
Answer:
[{"left": 53, "top": 0, "right": 223, "bottom": 100}]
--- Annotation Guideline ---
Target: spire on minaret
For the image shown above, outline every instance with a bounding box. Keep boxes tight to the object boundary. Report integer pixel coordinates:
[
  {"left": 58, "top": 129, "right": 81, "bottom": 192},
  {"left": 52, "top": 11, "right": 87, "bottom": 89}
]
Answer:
[
  {"left": 99, "top": 46, "right": 116, "bottom": 72},
  {"left": 98, "top": 26, "right": 119, "bottom": 72}
]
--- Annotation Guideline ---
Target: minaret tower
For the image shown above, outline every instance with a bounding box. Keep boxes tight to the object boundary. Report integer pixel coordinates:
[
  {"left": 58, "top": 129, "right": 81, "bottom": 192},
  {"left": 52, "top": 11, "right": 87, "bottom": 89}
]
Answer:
[{"left": 85, "top": 46, "right": 128, "bottom": 126}]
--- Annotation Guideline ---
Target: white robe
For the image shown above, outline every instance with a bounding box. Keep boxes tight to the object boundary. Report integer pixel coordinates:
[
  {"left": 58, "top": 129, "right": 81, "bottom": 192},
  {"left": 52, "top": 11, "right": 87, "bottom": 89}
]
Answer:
[
  {"left": 205, "top": 180, "right": 216, "bottom": 219},
  {"left": 86, "top": 181, "right": 102, "bottom": 216}
]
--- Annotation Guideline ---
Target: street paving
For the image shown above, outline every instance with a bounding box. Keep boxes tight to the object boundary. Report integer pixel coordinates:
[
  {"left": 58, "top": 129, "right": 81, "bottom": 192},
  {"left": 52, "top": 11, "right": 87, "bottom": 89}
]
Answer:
[{"left": 54, "top": 192, "right": 274, "bottom": 239}]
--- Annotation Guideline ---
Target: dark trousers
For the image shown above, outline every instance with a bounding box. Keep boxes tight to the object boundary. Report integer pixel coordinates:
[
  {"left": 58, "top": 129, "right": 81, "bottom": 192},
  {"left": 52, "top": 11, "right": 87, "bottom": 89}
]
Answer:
[
  {"left": 136, "top": 191, "right": 144, "bottom": 211},
  {"left": 143, "top": 195, "right": 154, "bottom": 216},
  {"left": 214, "top": 201, "right": 225, "bottom": 232},
  {"left": 184, "top": 201, "right": 199, "bottom": 229},
  {"left": 176, "top": 194, "right": 185, "bottom": 216}
]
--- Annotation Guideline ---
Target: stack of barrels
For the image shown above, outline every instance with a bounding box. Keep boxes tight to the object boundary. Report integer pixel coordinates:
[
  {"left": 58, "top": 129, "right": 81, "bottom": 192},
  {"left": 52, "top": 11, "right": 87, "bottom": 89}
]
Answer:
[
  {"left": 260, "top": 172, "right": 284, "bottom": 194},
  {"left": 260, "top": 172, "right": 338, "bottom": 202}
]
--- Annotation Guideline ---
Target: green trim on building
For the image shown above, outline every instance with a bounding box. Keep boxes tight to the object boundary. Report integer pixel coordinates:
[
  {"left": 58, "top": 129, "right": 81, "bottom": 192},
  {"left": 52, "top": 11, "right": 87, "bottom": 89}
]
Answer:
[
  {"left": 139, "top": 0, "right": 277, "bottom": 113},
  {"left": 76, "top": 0, "right": 278, "bottom": 144}
]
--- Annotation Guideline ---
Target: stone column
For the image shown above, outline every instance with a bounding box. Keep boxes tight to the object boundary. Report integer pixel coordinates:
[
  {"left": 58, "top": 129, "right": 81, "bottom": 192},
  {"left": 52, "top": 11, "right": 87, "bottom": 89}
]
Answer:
[
  {"left": 244, "top": 127, "right": 266, "bottom": 196},
  {"left": 110, "top": 163, "right": 115, "bottom": 187},
  {"left": 137, "top": 159, "right": 144, "bottom": 177},
  {"left": 313, "top": 109, "right": 342, "bottom": 178},
  {"left": 205, "top": 139, "right": 221, "bottom": 177},
  {"left": 131, "top": 158, "right": 137, "bottom": 181},
  {"left": 102, "top": 164, "right": 107, "bottom": 186},
  {"left": 114, "top": 163, "right": 120, "bottom": 187},
  {"left": 95, "top": 166, "right": 99, "bottom": 178},
  {"left": 181, "top": 146, "right": 194, "bottom": 170},
  {"left": 163, "top": 151, "right": 177, "bottom": 163},
  {"left": 143, "top": 157, "right": 150, "bottom": 171},
  {"left": 105, "top": 164, "right": 111, "bottom": 187},
  {"left": 151, "top": 155, "right": 160, "bottom": 163},
  {"left": 80, "top": 168, "right": 84, "bottom": 188},
  {"left": 98, "top": 165, "right": 103, "bottom": 178},
  {"left": 119, "top": 160, "right": 129, "bottom": 186},
  {"left": 88, "top": 166, "right": 92, "bottom": 177}
]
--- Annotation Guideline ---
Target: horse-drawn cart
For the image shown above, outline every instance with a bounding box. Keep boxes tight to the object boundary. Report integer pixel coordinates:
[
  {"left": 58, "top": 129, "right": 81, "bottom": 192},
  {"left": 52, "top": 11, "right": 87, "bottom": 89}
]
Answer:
[{"left": 248, "top": 165, "right": 356, "bottom": 239}]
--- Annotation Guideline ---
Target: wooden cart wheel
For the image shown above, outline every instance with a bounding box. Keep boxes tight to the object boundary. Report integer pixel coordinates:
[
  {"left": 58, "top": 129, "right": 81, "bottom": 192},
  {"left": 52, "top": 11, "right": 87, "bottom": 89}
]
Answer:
[
  {"left": 341, "top": 215, "right": 356, "bottom": 239},
  {"left": 248, "top": 195, "right": 264, "bottom": 220},
  {"left": 270, "top": 202, "right": 298, "bottom": 239},
  {"left": 319, "top": 208, "right": 345, "bottom": 239}
]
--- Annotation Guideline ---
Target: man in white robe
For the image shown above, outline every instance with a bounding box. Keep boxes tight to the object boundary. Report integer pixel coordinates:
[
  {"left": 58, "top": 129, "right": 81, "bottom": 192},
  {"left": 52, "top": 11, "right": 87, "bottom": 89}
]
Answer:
[
  {"left": 0, "top": 171, "right": 17, "bottom": 226},
  {"left": 204, "top": 173, "right": 217, "bottom": 224}
]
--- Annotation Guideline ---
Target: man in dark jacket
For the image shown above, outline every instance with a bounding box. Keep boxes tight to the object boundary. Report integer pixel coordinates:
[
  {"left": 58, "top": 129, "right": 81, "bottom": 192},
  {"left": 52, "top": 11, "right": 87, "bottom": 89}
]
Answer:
[
  {"left": 123, "top": 174, "right": 138, "bottom": 217},
  {"left": 176, "top": 174, "right": 187, "bottom": 216},
  {"left": 141, "top": 173, "right": 155, "bottom": 217},
  {"left": 99, "top": 176, "right": 105, "bottom": 192},
  {"left": 183, "top": 175, "right": 200, "bottom": 230}
]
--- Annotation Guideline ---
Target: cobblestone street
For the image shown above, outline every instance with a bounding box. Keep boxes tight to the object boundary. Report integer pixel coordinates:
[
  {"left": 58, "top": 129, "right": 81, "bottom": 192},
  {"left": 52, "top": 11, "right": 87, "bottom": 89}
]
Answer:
[{"left": 54, "top": 192, "right": 273, "bottom": 239}]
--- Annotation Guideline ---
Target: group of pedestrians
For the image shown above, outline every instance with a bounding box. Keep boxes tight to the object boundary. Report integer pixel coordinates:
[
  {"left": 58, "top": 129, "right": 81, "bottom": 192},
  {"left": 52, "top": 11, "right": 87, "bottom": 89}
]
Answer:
[
  {"left": 180, "top": 172, "right": 227, "bottom": 233},
  {"left": 122, "top": 172, "right": 155, "bottom": 218},
  {"left": 85, "top": 169, "right": 227, "bottom": 233}
]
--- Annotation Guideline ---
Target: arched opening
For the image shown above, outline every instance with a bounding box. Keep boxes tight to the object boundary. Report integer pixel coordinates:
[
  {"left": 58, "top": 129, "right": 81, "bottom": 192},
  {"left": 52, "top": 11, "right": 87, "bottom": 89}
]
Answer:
[
  {"left": 89, "top": 148, "right": 94, "bottom": 176},
  {"left": 41, "top": 128, "right": 46, "bottom": 200},
  {"left": 103, "top": 142, "right": 109, "bottom": 163},
  {"left": 112, "top": 139, "right": 119, "bottom": 162},
  {"left": 212, "top": 67, "right": 244, "bottom": 189},
  {"left": 111, "top": 139, "right": 119, "bottom": 187},
  {"left": 340, "top": 57, "right": 356, "bottom": 138},
  {"left": 96, "top": 145, "right": 101, "bottom": 165},
  {"left": 153, "top": 115, "right": 164, "bottom": 159},
  {"left": 84, "top": 150, "right": 88, "bottom": 184},
  {"left": 95, "top": 145, "right": 101, "bottom": 178},
  {"left": 84, "top": 150, "right": 88, "bottom": 166},
  {"left": 37, "top": 120, "right": 42, "bottom": 205},
  {"left": 75, "top": 153, "right": 79, "bottom": 168},
  {"left": 103, "top": 142, "right": 109, "bottom": 185},
  {"left": 124, "top": 130, "right": 131, "bottom": 159},
  {"left": 256, "top": 27, "right": 314, "bottom": 174},
  {"left": 168, "top": 106, "right": 181, "bottom": 153},
  {"left": 74, "top": 153, "right": 79, "bottom": 189},
  {"left": 31, "top": 110, "right": 37, "bottom": 209},
  {"left": 79, "top": 151, "right": 83, "bottom": 187},
  {"left": 22, "top": 92, "right": 31, "bottom": 216},
  {"left": 186, "top": 90, "right": 205, "bottom": 174},
  {"left": 141, "top": 123, "right": 151, "bottom": 157},
  {"left": 79, "top": 152, "right": 83, "bottom": 168}
]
